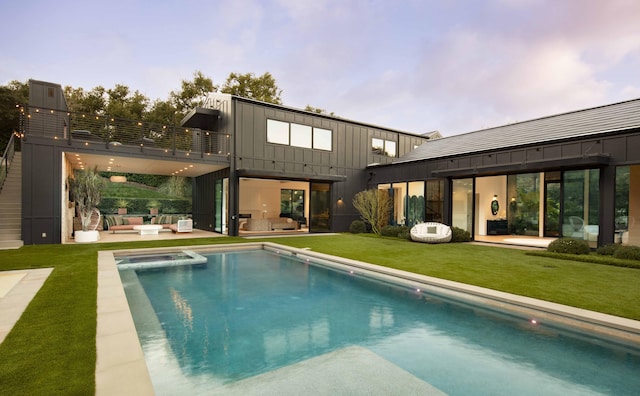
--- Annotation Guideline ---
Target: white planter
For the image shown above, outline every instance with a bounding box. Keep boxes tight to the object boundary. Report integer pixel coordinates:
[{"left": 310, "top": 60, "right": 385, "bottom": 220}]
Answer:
[{"left": 75, "top": 230, "right": 100, "bottom": 243}]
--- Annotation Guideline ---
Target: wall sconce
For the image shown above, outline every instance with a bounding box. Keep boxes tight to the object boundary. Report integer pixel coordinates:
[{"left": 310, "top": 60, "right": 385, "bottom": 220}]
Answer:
[
  {"left": 337, "top": 197, "right": 343, "bottom": 204},
  {"left": 491, "top": 194, "right": 499, "bottom": 216}
]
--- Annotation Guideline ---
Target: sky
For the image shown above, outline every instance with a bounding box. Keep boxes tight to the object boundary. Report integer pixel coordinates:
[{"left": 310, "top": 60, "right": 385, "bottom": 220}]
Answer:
[{"left": 2, "top": 0, "right": 640, "bottom": 137}]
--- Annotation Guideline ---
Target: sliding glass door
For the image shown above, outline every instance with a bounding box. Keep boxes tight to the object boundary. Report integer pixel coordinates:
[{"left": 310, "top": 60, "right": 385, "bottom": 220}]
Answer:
[{"left": 310, "top": 182, "right": 331, "bottom": 232}]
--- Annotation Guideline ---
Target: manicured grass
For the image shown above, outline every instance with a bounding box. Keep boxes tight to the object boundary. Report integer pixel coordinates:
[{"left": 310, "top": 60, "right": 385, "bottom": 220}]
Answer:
[
  {"left": 0, "top": 234, "right": 638, "bottom": 394},
  {"left": 267, "top": 235, "right": 640, "bottom": 320}
]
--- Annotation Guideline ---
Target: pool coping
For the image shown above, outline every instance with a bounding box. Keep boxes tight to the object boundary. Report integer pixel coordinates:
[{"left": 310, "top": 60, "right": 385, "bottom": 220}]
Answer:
[{"left": 96, "top": 242, "right": 640, "bottom": 394}]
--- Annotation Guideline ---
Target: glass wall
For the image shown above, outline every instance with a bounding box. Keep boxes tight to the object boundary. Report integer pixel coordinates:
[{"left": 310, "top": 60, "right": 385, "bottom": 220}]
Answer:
[
  {"left": 406, "top": 181, "right": 425, "bottom": 227},
  {"left": 452, "top": 178, "right": 473, "bottom": 233},
  {"left": 507, "top": 173, "right": 540, "bottom": 236},
  {"left": 426, "top": 180, "right": 444, "bottom": 223},
  {"left": 562, "top": 169, "right": 600, "bottom": 246},
  {"left": 214, "top": 178, "right": 228, "bottom": 234},
  {"left": 280, "top": 189, "right": 305, "bottom": 223},
  {"left": 377, "top": 183, "right": 406, "bottom": 225},
  {"left": 376, "top": 180, "right": 441, "bottom": 227},
  {"left": 310, "top": 182, "right": 331, "bottom": 232},
  {"left": 616, "top": 165, "right": 639, "bottom": 246}
]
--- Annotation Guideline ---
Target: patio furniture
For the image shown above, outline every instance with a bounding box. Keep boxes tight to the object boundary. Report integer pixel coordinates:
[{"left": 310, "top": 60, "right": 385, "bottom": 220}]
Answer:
[
  {"left": 169, "top": 219, "right": 193, "bottom": 233},
  {"left": 133, "top": 224, "right": 163, "bottom": 236},
  {"left": 410, "top": 222, "right": 452, "bottom": 243}
]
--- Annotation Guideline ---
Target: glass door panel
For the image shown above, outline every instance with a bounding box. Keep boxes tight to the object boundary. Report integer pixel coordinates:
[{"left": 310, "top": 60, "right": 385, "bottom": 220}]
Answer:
[
  {"left": 214, "top": 179, "right": 223, "bottom": 233},
  {"left": 280, "top": 189, "right": 305, "bottom": 224},
  {"left": 310, "top": 182, "right": 331, "bottom": 232},
  {"left": 406, "top": 181, "right": 425, "bottom": 227},
  {"left": 544, "top": 181, "right": 561, "bottom": 237},
  {"left": 452, "top": 178, "right": 474, "bottom": 235}
]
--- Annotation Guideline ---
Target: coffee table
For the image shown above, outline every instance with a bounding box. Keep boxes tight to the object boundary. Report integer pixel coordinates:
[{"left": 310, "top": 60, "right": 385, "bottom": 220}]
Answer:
[{"left": 132, "top": 225, "right": 163, "bottom": 235}]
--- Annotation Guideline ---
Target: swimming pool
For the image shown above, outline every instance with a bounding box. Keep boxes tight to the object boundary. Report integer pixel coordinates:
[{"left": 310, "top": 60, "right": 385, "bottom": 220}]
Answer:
[{"left": 116, "top": 244, "right": 640, "bottom": 395}]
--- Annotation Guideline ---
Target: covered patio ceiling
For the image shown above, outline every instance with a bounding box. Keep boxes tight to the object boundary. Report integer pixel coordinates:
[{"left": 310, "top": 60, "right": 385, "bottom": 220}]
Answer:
[{"left": 66, "top": 151, "right": 226, "bottom": 177}]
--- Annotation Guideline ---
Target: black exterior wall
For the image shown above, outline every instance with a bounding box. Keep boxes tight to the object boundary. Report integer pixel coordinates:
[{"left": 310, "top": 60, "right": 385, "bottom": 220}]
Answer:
[
  {"left": 192, "top": 168, "right": 230, "bottom": 232},
  {"left": 192, "top": 95, "right": 428, "bottom": 236},
  {"left": 370, "top": 128, "right": 640, "bottom": 246},
  {"left": 22, "top": 140, "right": 63, "bottom": 244}
]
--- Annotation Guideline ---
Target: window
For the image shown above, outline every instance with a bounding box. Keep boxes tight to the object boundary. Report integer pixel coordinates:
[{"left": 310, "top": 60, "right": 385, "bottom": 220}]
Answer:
[
  {"left": 385, "top": 141, "right": 396, "bottom": 157},
  {"left": 371, "top": 138, "right": 396, "bottom": 157},
  {"left": 313, "top": 127, "right": 332, "bottom": 151},
  {"left": 267, "top": 119, "right": 289, "bottom": 145},
  {"left": 267, "top": 119, "right": 332, "bottom": 151},
  {"left": 290, "top": 124, "right": 312, "bottom": 148},
  {"left": 372, "top": 138, "right": 384, "bottom": 155}
]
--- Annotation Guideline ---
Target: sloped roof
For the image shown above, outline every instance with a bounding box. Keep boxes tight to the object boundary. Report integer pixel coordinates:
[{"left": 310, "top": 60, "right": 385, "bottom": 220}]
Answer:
[{"left": 395, "top": 98, "right": 640, "bottom": 164}]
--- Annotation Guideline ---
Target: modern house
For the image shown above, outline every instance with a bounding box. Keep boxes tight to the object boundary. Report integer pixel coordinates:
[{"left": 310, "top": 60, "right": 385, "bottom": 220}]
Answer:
[{"left": 14, "top": 80, "right": 640, "bottom": 248}]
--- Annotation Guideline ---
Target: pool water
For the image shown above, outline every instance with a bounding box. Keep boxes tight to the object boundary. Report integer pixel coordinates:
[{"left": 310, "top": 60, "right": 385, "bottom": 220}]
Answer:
[{"left": 119, "top": 249, "right": 640, "bottom": 395}]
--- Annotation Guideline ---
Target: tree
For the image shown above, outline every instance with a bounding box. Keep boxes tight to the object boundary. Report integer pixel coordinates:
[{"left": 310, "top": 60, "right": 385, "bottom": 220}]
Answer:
[
  {"left": 64, "top": 86, "right": 106, "bottom": 114},
  {"left": 105, "top": 84, "right": 149, "bottom": 120},
  {"left": 169, "top": 70, "right": 217, "bottom": 114},
  {"left": 304, "top": 105, "right": 335, "bottom": 116},
  {"left": 352, "top": 189, "right": 392, "bottom": 235},
  {"left": 221, "top": 72, "right": 282, "bottom": 104},
  {"left": 146, "top": 99, "right": 181, "bottom": 125},
  {"left": 69, "top": 166, "right": 107, "bottom": 231},
  {"left": 0, "top": 80, "right": 28, "bottom": 149}
]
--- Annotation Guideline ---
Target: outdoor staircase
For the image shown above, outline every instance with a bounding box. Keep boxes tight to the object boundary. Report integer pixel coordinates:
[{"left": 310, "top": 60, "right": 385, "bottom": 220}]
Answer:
[{"left": 0, "top": 151, "right": 23, "bottom": 249}]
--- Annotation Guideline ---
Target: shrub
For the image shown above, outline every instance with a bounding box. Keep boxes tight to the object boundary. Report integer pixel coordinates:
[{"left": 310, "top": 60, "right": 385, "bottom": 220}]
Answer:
[
  {"left": 380, "top": 225, "right": 409, "bottom": 238},
  {"left": 596, "top": 243, "right": 618, "bottom": 256},
  {"left": 398, "top": 227, "right": 411, "bottom": 240},
  {"left": 349, "top": 220, "right": 366, "bottom": 234},
  {"left": 547, "top": 238, "right": 590, "bottom": 255},
  {"left": 451, "top": 227, "right": 471, "bottom": 243},
  {"left": 613, "top": 245, "right": 640, "bottom": 261}
]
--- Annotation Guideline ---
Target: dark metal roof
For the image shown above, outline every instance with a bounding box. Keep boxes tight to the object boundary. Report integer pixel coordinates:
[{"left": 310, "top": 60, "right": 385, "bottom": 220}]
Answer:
[{"left": 394, "top": 98, "right": 640, "bottom": 164}]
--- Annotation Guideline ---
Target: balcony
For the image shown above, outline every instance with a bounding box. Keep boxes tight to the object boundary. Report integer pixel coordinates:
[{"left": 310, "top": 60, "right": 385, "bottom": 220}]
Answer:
[{"left": 20, "top": 106, "right": 230, "bottom": 161}]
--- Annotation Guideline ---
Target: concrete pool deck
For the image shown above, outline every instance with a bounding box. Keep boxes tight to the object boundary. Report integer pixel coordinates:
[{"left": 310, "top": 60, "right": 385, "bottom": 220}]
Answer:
[
  {"left": 95, "top": 242, "right": 640, "bottom": 395},
  {"left": 0, "top": 268, "right": 53, "bottom": 345}
]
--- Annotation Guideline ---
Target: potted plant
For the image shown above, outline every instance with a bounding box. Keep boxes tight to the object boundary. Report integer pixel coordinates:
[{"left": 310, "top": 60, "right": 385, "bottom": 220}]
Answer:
[
  {"left": 116, "top": 198, "right": 129, "bottom": 215},
  {"left": 69, "top": 166, "right": 106, "bottom": 242},
  {"left": 147, "top": 199, "right": 161, "bottom": 215}
]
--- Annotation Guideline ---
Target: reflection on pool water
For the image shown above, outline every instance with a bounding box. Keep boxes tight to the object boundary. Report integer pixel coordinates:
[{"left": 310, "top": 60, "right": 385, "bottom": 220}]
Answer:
[{"left": 118, "top": 248, "right": 640, "bottom": 395}]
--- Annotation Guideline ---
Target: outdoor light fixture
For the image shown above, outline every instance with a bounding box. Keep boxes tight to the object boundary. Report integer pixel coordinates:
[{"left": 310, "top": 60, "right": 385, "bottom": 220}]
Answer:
[{"left": 110, "top": 175, "right": 127, "bottom": 183}]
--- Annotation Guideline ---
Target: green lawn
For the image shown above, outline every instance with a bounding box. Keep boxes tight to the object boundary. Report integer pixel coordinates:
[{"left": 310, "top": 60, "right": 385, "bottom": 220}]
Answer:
[{"left": 0, "top": 234, "right": 639, "bottom": 394}]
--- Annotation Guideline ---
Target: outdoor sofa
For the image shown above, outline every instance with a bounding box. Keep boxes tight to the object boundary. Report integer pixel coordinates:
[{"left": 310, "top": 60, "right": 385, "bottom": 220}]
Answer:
[
  {"left": 104, "top": 215, "right": 192, "bottom": 233},
  {"left": 410, "top": 222, "right": 452, "bottom": 243}
]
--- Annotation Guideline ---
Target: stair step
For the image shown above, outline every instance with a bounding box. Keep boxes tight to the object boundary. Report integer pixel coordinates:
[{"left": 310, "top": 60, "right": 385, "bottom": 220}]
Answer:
[
  {"left": 0, "top": 240, "right": 23, "bottom": 250},
  {"left": 0, "top": 232, "right": 21, "bottom": 240},
  {"left": 0, "top": 152, "right": 22, "bottom": 242},
  {"left": 0, "top": 204, "right": 21, "bottom": 209}
]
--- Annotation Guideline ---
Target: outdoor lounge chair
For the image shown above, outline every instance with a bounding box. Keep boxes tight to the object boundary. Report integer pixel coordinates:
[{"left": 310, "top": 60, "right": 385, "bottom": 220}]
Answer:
[{"left": 410, "top": 222, "right": 452, "bottom": 243}]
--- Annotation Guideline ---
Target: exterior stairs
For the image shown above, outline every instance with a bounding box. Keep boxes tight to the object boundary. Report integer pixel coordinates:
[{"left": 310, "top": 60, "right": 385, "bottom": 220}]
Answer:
[{"left": 0, "top": 151, "right": 23, "bottom": 249}]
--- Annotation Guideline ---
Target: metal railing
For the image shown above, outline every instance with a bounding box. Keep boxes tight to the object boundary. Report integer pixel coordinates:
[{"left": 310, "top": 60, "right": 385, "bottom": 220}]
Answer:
[
  {"left": 0, "top": 132, "right": 18, "bottom": 192},
  {"left": 20, "top": 106, "right": 230, "bottom": 157}
]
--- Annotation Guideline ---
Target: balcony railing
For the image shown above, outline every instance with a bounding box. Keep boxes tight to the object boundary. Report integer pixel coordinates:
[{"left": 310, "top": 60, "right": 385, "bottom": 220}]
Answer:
[
  {"left": 0, "top": 132, "right": 18, "bottom": 192},
  {"left": 20, "top": 106, "right": 230, "bottom": 157}
]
